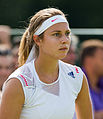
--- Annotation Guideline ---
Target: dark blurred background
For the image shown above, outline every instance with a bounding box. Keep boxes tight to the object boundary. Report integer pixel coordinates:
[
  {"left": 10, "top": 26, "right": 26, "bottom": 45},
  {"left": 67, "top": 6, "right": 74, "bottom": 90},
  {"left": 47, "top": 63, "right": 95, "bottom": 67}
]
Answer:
[
  {"left": 0, "top": 0, "right": 103, "bottom": 41},
  {"left": 0, "top": 0, "right": 103, "bottom": 28}
]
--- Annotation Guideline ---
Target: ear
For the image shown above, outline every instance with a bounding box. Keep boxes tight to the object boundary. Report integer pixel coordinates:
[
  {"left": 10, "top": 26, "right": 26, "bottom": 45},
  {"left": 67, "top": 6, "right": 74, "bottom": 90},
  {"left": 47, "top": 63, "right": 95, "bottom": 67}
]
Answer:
[{"left": 33, "top": 35, "right": 41, "bottom": 46}]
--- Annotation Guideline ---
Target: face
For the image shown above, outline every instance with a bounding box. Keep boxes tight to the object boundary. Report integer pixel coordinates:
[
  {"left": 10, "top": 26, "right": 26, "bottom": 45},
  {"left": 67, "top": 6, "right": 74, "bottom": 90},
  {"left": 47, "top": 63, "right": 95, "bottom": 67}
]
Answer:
[
  {"left": 92, "top": 48, "right": 103, "bottom": 76},
  {"left": 0, "top": 55, "right": 14, "bottom": 90},
  {"left": 39, "top": 22, "right": 71, "bottom": 60}
]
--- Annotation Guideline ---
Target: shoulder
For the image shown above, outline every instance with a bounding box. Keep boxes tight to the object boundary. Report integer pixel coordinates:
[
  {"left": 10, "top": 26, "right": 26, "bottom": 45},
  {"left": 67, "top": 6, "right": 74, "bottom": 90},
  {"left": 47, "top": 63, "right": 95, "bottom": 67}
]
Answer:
[
  {"left": 9, "top": 61, "right": 33, "bottom": 78},
  {"left": 5, "top": 60, "right": 35, "bottom": 88},
  {"left": 2, "top": 61, "right": 36, "bottom": 105},
  {"left": 2, "top": 78, "right": 25, "bottom": 104},
  {"left": 59, "top": 60, "right": 83, "bottom": 76},
  {"left": 0, "top": 78, "right": 25, "bottom": 119},
  {"left": 3, "top": 78, "right": 24, "bottom": 96},
  {"left": 59, "top": 60, "right": 84, "bottom": 96}
]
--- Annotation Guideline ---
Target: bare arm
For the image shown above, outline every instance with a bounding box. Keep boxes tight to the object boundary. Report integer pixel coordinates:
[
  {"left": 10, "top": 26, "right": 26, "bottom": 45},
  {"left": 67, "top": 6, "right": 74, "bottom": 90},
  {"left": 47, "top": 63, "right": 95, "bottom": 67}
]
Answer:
[
  {"left": 0, "top": 78, "right": 25, "bottom": 119},
  {"left": 75, "top": 74, "right": 93, "bottom": 119}
]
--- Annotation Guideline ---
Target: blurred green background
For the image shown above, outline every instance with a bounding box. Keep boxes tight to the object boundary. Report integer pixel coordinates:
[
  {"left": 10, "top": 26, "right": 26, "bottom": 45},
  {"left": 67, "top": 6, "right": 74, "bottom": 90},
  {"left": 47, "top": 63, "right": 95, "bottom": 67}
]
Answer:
[
  {"left": 0, "top": 0, "right": 103, "bottom": 42},
  {"left": 0, "top": 0, "right": 103, "bottom": 28}
]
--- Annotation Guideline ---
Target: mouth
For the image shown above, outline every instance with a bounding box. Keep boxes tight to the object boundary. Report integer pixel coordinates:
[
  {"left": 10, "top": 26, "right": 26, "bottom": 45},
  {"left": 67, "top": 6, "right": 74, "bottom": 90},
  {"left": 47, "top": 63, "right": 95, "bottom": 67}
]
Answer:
[{"left": 59, "top": 47, "right": 68, "bottom": 51}]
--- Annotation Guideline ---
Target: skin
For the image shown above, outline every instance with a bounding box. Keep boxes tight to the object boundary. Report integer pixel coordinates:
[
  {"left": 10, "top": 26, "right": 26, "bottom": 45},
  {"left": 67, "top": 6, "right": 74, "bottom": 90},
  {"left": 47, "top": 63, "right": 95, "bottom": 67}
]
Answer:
[
  {"left": 75, "top": 74, "right": 93, "bottom": 119},
  {"left": 83, "top": 48, "right": 103, "bottom": 119},
  {"left": 0, "top": 22, "right": 93, "bottom": 119},
  {"left": 0, "top": 55, "right": 14, "bottom": 90}
]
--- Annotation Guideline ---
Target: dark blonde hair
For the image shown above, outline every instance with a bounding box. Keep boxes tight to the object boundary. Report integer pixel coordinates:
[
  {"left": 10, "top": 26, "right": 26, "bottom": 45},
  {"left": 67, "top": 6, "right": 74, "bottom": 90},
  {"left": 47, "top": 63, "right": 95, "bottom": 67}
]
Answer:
[{"left": 18, "top": 8, "right": 66, "bottom": 66}]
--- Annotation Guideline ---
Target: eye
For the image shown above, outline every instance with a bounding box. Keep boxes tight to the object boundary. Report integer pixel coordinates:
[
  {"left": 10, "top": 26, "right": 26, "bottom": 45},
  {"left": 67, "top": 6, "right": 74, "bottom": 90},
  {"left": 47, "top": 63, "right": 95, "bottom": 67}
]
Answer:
[
  {"left": 52, "top": 32, "right": 61, "bottom": 37},
  {"left": 65, "top": 31, "right": 70, "bottom": 37}
]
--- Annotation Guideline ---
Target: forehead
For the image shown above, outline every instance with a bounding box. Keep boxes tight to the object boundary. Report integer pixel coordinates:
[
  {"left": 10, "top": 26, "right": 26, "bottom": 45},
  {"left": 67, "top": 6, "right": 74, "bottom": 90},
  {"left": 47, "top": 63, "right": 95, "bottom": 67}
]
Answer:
[{"left": 44, "top": 22, "right": 70, "bottom": 33}]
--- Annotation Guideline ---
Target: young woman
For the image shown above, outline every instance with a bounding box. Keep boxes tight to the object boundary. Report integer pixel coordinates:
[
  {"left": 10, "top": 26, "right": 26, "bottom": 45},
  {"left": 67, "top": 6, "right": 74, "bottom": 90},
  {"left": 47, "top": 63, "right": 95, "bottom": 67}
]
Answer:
[{"left": 0, "top": 8, "right": 93, "bottom": 119}]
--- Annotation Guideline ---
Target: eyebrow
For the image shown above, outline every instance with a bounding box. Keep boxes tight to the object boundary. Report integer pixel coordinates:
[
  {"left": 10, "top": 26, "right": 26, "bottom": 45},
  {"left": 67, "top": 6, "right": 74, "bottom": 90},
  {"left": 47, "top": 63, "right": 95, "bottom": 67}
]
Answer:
[
  {"left": 51, "top": 30, "right": 61, "bottom": 33},
  {"left": 51, "top": 29, "right": 71, "bottom": 33}
]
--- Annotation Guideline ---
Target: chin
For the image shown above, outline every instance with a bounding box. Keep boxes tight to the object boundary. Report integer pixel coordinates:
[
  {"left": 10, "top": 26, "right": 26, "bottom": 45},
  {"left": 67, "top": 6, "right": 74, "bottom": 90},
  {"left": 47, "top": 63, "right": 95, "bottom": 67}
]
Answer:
[{"left": 58, "top": 54, "right": 68, "bottom": 60}]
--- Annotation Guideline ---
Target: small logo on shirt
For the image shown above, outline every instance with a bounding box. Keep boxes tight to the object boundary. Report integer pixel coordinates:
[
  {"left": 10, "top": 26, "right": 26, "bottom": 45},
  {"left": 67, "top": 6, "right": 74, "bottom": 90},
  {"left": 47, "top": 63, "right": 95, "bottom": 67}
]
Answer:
[
  {"left": 75, "top": 67, "right": 79, "bottom": 73},
  {"left": 68, "top": 72, "right": 75, "bottom": 78},
  {"left": 51, "top": 18, "right": 58, "bottom": 22}
]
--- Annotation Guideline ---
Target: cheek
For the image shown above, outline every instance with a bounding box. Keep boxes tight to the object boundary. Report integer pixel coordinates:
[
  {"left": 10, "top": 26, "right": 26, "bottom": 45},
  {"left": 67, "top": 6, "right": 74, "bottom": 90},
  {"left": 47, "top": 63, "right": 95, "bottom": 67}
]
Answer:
[
  {"left": 41, "top": 43, "right": 55, "bottom": 56},
  {"left": 42, "top": 39, "right": 58, "bottom": 51}
]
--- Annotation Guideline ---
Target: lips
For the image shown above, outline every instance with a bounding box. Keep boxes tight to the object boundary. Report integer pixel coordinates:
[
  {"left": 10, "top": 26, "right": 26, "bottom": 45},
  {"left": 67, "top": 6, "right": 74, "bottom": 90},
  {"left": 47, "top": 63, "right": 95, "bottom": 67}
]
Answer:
[{"left": 59, "top": 47, "right": 68, "bottom": 50}]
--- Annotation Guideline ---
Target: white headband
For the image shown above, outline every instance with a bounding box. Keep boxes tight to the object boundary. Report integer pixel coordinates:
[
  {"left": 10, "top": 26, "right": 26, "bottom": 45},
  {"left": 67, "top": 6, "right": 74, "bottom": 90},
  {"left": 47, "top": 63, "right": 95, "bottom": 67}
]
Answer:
[
  {"left": 34, "top": 15, "right": 68, "bottom": 35},
  {"left": 26, "top": 15, "right": 69, "bottom": 63}
]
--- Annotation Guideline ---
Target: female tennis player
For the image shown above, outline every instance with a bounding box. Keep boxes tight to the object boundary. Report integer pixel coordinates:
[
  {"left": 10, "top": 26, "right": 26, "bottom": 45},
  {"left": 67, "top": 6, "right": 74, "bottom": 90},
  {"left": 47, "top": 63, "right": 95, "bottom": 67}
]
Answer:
[{"left": 0, "top": 8, "right": 93, "bottom": 119}]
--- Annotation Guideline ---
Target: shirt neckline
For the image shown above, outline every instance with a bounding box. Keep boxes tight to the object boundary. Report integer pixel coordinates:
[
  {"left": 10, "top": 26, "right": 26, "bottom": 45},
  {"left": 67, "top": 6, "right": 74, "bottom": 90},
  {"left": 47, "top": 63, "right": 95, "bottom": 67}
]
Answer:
[{"left": 32, "top": 60, "right": 61, "bottom": 86}]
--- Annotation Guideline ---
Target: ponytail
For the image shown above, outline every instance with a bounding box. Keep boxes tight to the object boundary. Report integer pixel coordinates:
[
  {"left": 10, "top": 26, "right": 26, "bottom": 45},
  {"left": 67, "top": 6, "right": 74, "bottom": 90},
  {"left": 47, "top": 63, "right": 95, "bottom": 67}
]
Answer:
[{"left": 18, "top": 28, "right": 34, "bottom": 66}]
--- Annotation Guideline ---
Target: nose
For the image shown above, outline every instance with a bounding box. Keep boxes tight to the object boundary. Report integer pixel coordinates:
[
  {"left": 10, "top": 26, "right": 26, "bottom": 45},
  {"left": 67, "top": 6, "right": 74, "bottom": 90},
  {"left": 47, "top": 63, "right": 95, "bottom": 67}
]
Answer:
[{"left": 60, "top": 35, "right": 70, "bottom": 44}]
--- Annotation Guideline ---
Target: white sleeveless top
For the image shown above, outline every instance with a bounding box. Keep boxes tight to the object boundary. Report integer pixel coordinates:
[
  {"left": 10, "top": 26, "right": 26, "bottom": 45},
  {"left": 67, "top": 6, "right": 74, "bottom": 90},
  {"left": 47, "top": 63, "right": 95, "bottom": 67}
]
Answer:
[{"left": 5, "top": 60, "right": 83, "bottom": 119}]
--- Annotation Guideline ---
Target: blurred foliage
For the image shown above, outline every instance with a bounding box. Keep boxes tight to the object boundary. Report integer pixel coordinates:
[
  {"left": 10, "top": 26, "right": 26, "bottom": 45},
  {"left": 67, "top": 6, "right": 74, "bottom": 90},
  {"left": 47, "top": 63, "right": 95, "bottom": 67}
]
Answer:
[{"left": 0, "top": 0, "right": 103, "bottom": 28}]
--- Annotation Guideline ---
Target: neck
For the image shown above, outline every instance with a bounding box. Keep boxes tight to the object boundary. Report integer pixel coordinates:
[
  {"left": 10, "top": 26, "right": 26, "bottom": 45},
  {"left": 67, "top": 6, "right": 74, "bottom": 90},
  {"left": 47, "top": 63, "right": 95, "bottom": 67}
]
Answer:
[
  {"left": 35, "top": 56, "right": 59, "bottom": 74},
  {"left": 34, "top": 56, "right": 59, "bottom": 84}
]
